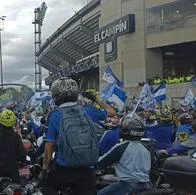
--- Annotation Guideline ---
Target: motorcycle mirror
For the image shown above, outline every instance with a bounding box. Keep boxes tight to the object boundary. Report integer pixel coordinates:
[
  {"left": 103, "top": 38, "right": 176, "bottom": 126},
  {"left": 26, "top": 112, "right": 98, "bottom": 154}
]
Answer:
[
  {"left": 192, "top": 152, "right": 196, "bottom": 159},
  {"left": 26, "top": 155, "right": 31, "bottom": 162}
]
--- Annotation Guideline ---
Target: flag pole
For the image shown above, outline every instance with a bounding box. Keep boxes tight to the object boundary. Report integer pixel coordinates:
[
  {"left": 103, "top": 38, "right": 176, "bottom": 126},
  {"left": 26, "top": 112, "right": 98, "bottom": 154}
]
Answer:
[{"left": 128, "top": 99, "right": 141, "bottom": 118}]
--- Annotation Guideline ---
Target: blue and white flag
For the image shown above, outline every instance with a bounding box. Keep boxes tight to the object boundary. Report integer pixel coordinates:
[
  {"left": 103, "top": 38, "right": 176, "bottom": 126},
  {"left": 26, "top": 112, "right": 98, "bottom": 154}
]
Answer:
[
  {"left": 26, "top": 91, "right": 54, "bottom": 109},
  {"left": 101, "top": 83, "right": 127, "bottom": 111},
  {"left": 103, "top": 66, "right": 123, "bottom": 87},
  {"left": 152, "top": 83, "right": 166, "bottom": 103},
  {"left": 179, "top": 88, "right": 195, "bottom": 108},
  {"left": 139, "top": 83, "right": 155, "bottom": 109}
]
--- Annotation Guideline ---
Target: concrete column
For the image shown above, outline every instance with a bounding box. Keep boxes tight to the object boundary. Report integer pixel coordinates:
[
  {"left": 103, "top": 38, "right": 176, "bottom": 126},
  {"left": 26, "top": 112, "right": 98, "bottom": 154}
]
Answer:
[
  {"left": 99, "top": 0, "right": 123, "bottom": 89},
  {"left": 145, "top": 48, "right": 163, "bottom": 80},
  {"left": 121, "top": 0, "right": 146, "bottom": 87}
]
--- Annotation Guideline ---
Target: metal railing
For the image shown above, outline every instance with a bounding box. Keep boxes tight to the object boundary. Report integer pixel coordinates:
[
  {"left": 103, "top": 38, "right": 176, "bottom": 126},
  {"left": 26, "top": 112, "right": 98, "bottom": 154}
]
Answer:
[
  {"left": 147, "top": 14, "right": 196, "bottom": 34},
  {"left": 45, "top": 54, "right": 99, "bottom": 85}
]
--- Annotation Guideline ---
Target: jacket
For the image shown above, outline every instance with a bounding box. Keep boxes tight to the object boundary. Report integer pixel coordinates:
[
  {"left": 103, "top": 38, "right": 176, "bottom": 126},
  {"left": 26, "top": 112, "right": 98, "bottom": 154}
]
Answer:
[
  {"left": 0, "top": 126, "right": 26, "bottom": 174},
  {"left": 98, "top": 141, "right": 151, "bottom": 182},
  {"left": 98, "top": 127, "right": 120, "bottom": 155}
]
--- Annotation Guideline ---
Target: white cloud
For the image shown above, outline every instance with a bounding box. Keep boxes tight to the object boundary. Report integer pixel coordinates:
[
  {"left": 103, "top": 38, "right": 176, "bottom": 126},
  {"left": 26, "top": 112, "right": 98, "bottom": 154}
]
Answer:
[{"left": 0, "top": 0, "right": 87, "bottom": 87}]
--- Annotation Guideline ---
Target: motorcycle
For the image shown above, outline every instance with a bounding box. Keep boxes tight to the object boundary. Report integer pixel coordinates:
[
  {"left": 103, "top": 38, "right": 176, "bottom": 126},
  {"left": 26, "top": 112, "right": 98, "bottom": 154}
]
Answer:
[
  {"left": 0, "top": 177, "right": 24, "bottom": 195},
  {"left": 137, "top": 152, "right": 196, "bottom": 195}
]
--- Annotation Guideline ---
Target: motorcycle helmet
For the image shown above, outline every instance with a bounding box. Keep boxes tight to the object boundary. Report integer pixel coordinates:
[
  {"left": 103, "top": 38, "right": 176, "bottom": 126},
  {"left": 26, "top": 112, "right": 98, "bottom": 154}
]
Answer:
[
  {"left": 178, "top": 113, "right": 193, "bottom": 125},
  {"left": 51, "top": 77, "right": 79, "bottom": 106},
  {"left": 120, "top": 115, "right": 144, "bottom": 139},
  {"left": 148, "top": 113, "right": 157, "bottom": 121},
  {"left": 156, "top": 108, "right": 173, "bottom": 123},
  {"left": 0, "top": 109, "right": 16, "bottom": 127}
]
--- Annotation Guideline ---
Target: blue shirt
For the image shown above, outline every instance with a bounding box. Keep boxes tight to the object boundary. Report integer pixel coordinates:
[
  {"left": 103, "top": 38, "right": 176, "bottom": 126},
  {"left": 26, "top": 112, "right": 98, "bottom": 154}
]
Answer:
[
  {"left": 84, "top": 105, "right": 107, "bottom": 126},
  {"left": 47, "top": 109, "right": 65, "bottom": 166},
  {"left": 47, "top": 104, "right": 107, "bottom": 166}
]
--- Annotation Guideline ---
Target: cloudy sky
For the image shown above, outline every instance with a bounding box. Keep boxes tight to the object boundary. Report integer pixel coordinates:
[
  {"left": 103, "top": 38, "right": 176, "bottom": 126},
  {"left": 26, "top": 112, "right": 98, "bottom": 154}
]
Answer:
[{"left": 0, "top": 0, "right": 88, "bottom": 87}]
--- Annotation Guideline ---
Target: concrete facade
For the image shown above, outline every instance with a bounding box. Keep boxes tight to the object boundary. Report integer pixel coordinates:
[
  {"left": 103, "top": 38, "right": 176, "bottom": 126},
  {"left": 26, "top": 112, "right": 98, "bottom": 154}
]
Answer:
[{"left": 98, "top": 0, "right": 196, "bottom": 89}]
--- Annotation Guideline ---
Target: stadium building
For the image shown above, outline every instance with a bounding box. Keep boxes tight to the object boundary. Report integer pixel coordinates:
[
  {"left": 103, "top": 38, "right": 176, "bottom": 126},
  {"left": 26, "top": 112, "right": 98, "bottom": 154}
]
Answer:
[{"left": 38, "top": 0, "right": 196, "bottom": 92}]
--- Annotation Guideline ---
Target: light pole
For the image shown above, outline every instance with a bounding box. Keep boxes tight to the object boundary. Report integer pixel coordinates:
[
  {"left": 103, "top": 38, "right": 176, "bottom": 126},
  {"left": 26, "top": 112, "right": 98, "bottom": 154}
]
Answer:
[
  {"left": 32, "top": 2, "right": 47, "bottom": 91},
  {"left": 0, "top": 16, "right": 6, "bottom": 90}
]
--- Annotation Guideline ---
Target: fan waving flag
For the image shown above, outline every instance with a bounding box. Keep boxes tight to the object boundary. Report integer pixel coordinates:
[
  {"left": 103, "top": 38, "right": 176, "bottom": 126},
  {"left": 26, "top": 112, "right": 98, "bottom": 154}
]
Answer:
[{"left": 152, "top": 83, "right": 166, "bottom": 103}]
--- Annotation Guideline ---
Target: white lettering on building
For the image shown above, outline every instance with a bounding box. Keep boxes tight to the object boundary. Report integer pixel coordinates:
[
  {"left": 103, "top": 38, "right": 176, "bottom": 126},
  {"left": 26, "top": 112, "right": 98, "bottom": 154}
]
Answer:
[{"left": 94, "top": 19, "right": 128, "bottom": 43}]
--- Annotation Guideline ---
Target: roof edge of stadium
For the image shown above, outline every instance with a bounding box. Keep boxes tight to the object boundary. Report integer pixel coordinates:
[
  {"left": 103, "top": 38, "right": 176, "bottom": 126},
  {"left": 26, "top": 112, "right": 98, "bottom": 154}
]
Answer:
[{"left": 37, "top": 0, "right": 100, "bottom": 57}]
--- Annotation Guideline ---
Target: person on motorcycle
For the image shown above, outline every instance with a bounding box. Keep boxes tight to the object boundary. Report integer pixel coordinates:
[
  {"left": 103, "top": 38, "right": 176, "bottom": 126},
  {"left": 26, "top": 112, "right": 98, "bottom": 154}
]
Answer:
[
  {"left": 39, "top": 77, "right": 98, "bottom": 195},
  {"left": 175, "top": 113, "right": 193, "bottom": 142},
  {"left": 97, "top": 115, "right": 152, "bottom": 195},
  {"left": 158, "top": 119, "right": 196, "bottom": 156},
  {"left": 0, "top": 109, "right": 26, "bottom": 183}
]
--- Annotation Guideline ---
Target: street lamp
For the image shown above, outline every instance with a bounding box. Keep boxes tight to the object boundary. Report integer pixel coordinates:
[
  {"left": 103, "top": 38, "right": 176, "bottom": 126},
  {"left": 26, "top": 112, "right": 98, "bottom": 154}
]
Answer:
[{"left": 0, "top": 16, "right": 6, "bottom": 89}]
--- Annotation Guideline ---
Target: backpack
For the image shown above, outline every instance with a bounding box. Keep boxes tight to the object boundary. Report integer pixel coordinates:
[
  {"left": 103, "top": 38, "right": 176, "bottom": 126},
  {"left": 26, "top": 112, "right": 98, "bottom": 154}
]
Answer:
[{"left": 57, "top": 105, "right": 99, "bottom": 167}]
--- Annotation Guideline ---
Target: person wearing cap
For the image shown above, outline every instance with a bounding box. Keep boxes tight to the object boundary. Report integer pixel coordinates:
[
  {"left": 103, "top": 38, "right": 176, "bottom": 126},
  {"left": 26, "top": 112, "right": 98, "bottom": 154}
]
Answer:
[
  {"left": 97, "top": 115, "right": 152, "bottom": 195},
  {"left": 0, "top": 109, "right": 26, "bottom": 182}
]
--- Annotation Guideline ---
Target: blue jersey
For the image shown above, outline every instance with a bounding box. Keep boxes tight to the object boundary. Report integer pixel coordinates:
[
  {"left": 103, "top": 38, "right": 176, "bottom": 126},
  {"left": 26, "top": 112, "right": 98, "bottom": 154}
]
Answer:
[
  {"left": 84, "top": 105, "right": 107, "bottom": 126},
  {"left": 47, "top": 109, "right": 65, "bottom": 166},
  {"left": 99, "top": 127, "right": 120, "bottom": 155}
]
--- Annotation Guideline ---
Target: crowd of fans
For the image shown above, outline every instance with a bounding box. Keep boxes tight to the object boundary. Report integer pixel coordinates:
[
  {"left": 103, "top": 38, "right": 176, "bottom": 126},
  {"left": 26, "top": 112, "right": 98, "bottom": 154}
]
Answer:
[{"left": 0, "top": 77, "right": 195, "bottom": 194}]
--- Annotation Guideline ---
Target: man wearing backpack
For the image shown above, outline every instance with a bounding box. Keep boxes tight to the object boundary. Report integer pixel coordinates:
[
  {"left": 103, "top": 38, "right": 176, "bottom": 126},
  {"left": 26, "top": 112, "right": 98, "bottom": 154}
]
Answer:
[{"left": 39, "top": 77, "right": 98, "bottom": 195}]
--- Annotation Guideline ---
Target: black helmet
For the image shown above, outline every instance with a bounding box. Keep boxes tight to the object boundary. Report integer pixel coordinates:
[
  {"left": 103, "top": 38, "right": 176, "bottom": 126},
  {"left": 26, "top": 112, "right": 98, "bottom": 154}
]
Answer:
[
  {"left": 51, "top": 77, "right": 79, "bottom": 106},
  {"left": 120, "top": 115, "right": 144, "bottom": 139},
  {"left": 178, "top": 113, "right": 193, "bottom": 125}
]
